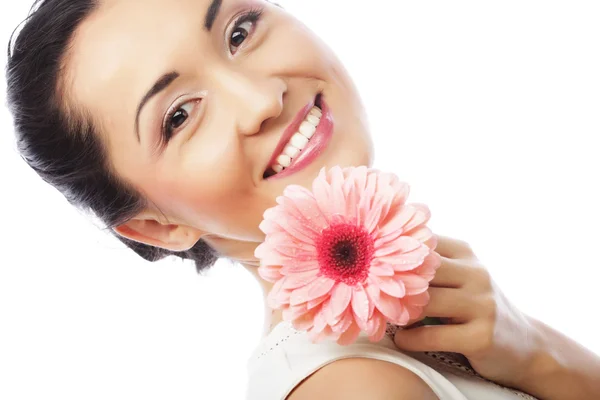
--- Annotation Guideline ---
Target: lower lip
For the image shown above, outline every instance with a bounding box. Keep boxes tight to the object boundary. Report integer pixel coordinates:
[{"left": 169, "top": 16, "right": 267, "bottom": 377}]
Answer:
[{"left": 267, "top": 97, "right": 334, "bottom": 180}]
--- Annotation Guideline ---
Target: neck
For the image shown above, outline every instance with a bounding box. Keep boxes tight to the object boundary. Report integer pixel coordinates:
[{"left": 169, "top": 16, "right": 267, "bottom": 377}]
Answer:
[{"left": 242, "top": 262, "right": 284, "bottom": 336}]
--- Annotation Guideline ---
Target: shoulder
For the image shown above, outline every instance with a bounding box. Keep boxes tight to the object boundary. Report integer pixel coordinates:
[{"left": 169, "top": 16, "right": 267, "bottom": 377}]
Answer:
[{"left": 286, "top": 357, "right": 439, "bottom": 400}]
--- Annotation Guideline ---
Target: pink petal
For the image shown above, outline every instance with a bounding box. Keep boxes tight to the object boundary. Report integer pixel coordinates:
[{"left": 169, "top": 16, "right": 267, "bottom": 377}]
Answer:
[
  {"left": 281, "top": 186, "right": 330, "bottom": 233},
  {"left": 267, "top": 278, "right": 290, "bottom": 309},
  {"left": 368, "top": 318, "right": 388, "bottom": 343},
  {"left": 312, "top": 308, "right": 328, "bottom": 333},
  {"left": 329, "top": 283, "right": 353, "bottom": 319},
  {"left": 283, "top": 303, "right": 308, "bottom": 320},
  {"left": 378, "top": 204, "right": 416, "bottom": 238},
  {"left": 307, "top": 294, "right": 329, "bottom": 310},
  {"left": 402, "top": 203, "right": 431, "bottom": 233},
  {"left": 405, "top": 225, "right": 436, "bottom": 249},
  {"left": 388, "top": 177, "right": 411, "bottom": 209},
  {"left": 291, "top": 307, "right": 319, "bottom": 331},
  {"left": 290, "top": 277, "right": 335, "bottom": 305},
  {"left": 329, "top": 166, "right": 348, "bottom": 217},
  {"left": 322, "top": 298, "right": 344, "bottom": 326},
  {"left": 373, "top": 291, "right": 403, "bottom": 323},
  {"left": 312, "top": 168, "right": 334, "bottom": 220},
  {"left": 365, "top": 283, "right": 380, "bottom": 318},
  {"left": 351, "top": 285, "right": 370, "bottom": 325},
  {"left": 280, "top": 258, "right": 320, "bottom": 275},
  {"left": 395, "top": 272, "right": 430, "bottom": 295},
  {"left": 373, "top": 276, "right": 406, "bottom": 298},
  {"left": 404, "top": 304, "right": 426, "bottom": 321},
  {"left": 337, "top": 322, "right": 361, "bottom": 346},
  {"left": 257, "top": 264, "right": 283, "bottom": 282},
  {"left": 331, "top": 309, "right": 354, "bottom": 334},
  {"left": 357, "top": 171, "right": 378, "bottom": 227},
  {"left": 281, "top": 269, "right": 320, "bottom": 289},
  {"left": 377, "top": 245, "right": 430, "bottom": 272},
  {"left": 374, "top": 235, "right": 421, "bottom": 258},
  {"left": 365, "top": 312, "right": 382, "bottom": 336},
  {"left": 411, "top": 251, "right": 442, "bottom": 280},
  {"left": 258, "top": 208, "right": 284, "bottom": 234},
  {"left": 406, "top": 290, "right": 430, "bottom": 307},
  {"left": 368, "top": 264, "right": 395, "bottom": 277},
  {"left": 271, "top": 214, "right": 318, "bottom": 245}
]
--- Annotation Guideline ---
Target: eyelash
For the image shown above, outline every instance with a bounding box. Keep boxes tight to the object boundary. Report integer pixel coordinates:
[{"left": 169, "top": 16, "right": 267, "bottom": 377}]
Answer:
[
  {"left": 158, "top": 7, "right": 265, "bottom": 148},
  {"left": 229, "top": 6, "right": 264, "bottom": 54}
]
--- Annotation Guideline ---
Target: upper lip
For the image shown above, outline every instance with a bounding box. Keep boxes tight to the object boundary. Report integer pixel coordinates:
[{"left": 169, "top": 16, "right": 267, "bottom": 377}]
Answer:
[{"left": 263, "top": 95, "right": 318, "bottom": 177}]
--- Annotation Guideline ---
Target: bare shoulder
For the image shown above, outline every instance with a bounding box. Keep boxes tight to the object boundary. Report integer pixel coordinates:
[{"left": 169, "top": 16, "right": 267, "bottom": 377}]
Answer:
[{"left": 286, "top": 357, "right": 439, "bottom": 400}]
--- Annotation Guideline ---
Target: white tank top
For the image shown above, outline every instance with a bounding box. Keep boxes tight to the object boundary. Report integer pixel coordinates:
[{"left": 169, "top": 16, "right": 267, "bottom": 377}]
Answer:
[{"left": 246, "top": 321, "right": 538, "bottom": 400}]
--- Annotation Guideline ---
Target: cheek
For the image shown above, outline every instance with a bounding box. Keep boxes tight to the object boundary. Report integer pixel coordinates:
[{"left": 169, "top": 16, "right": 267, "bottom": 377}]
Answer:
[{"left": 149, "top": 158, "right": 267, "bottom": 241}]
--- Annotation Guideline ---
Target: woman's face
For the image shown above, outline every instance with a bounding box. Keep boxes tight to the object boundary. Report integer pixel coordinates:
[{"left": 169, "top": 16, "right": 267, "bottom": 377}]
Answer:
[{"left": 66, "top": 0, "right": 373, "bottom": 263}]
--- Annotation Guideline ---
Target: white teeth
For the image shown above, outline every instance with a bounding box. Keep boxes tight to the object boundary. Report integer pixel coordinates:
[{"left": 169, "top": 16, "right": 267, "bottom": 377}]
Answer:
[
  {"left": 306, "top": 115, "right": 320, "bottom": 126},
  {"left": 299, "top": 121, "right": 316, "bottom": 139},
  {"left": 266, "top": 105, "right": 323, "bottom": 177},
  {"left": 276, "top": 154, "right": 292, "bottom": 168},
  {"left": 283, "top": 144, "right": 300, "bottom": 159},
  {"left": 290, "top": 132, "right": 309, "bottom": 148}
]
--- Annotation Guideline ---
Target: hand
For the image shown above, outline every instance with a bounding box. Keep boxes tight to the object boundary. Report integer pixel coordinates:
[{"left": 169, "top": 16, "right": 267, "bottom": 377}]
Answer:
[{"left": 393, "top": 235, "right": 544, "bottom": 390}]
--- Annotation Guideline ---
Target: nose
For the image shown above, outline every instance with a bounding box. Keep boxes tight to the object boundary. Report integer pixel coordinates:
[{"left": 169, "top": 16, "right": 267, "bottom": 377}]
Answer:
[{"left": 213, "top": 67, "right": 286, "bottom": 136}]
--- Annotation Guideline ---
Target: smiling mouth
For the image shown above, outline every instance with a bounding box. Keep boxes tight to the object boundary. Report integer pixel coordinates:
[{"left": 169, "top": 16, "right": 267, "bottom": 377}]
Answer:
[{"left": 263, "top": 94, "right": 323, "bottom": 180}]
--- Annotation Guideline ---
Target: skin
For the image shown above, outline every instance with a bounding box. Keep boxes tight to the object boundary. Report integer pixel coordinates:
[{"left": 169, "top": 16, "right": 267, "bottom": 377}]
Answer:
[
  {"left": 62, "top": 0, "right": 600, "bottom": 398},
  {"left": 65, "top": 0, "right": 373, "bottom": 330}
]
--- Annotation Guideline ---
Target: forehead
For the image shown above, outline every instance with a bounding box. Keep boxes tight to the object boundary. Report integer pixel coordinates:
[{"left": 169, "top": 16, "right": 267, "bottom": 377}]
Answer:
[
  {"left": 64, "top": 0, "right": 216, "bottom": 172},
  {"left": 68, "top": 0, "right": 210, "bottom": 109}
]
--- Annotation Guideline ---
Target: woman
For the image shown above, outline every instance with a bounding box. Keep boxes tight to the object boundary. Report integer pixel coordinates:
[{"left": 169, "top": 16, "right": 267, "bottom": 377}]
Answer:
[{"left": 6, "top": 0, "right": 600, "bottom": 399}]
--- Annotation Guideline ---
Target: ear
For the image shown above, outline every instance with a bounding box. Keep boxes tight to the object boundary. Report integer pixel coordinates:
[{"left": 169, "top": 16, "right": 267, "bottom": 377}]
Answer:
[{"left": 113, "top": 215, "right": 203, "bottom": 252}]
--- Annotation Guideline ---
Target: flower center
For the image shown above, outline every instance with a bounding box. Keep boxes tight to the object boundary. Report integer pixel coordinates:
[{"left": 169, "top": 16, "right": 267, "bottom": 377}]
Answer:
[{"left": 316, "top": 223, "right": 375, "bottom": 286}]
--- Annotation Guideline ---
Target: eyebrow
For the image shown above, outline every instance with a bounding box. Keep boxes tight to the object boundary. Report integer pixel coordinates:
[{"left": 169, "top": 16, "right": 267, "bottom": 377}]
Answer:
[
  {"left": 204, "top": 0, "right": 222, "bottom": 31},
  {"left": 134, "top": 0, "right": 222, "bottom": 142},
  {"left": 134, "top": 71, "right": 180, "bottom": 142}
]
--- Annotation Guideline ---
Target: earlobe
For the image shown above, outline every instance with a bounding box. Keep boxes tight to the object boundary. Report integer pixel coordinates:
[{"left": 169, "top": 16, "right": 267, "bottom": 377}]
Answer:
[{"left": 113, "top": 218, "right": 202, "bottom": 252}]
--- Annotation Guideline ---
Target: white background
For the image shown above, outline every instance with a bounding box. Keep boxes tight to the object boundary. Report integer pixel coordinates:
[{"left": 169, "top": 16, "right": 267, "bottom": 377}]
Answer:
[{"left": 1, "top": 1, "right": 599, "bottom": 399}]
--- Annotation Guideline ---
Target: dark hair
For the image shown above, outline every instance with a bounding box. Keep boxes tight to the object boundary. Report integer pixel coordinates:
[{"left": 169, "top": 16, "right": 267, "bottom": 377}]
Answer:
[{"left": 5, "top": 0, "right": 219, "bottom": 272}]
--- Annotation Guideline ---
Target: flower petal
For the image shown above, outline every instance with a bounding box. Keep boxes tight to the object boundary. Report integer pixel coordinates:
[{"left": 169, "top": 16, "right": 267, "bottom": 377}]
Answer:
[
  {"left": 290, "top": 277, "right": 335, "bottom": 305},
  {"left": 281, "top": 269, "right": 320, "bottom": 289},
  {"left": 368, "top": 317, "right": 388, "bottom": 343},
  {"left": 337, "top": 321, "right": 361, "bottom": 346},
  {"left": 403, "top": 203, "right": 431, "bottom": 233},
  {"left": 351, "top": 285, "right": 370, "bottom": 325},
  {"left": 291, "top": 307, "right": 319, "bottom": 331},
  {"left": 281, "top": 185, "right": 330, "bottom": 233},
  {"left": 373, "top": 292, "right": 403, "bottom": 323},
  {"left": 377, "top": 245, "right": 430, "bottom": 272},
  {"left": 330, "top": 283, "right": 353, "bottom": 319},
  {"left": 374, "top": 235, "right": 422, "bottom": 258},
  {"left": 373, "top": 276, "right": 406, "bottom": 298},
  {"left": 378, "top": 204, "right": 417, "bottom": 238},
  {"left": 395, "top": 272, "right": 430, "bottom": 295},
  {"left": 307, "top": 294, "right": 329, "bottom": 310},
  {"left": 257, "top": 264, "right": 283, "bottom": 282},
  {"left": 368, "top": 264, "right": 395, "bottom": 277}
]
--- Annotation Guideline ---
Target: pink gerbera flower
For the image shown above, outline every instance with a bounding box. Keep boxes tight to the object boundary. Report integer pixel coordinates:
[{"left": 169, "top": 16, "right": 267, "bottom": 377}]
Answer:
[{"left": 255, "top": 166, "right": 441, "bottom": 345}]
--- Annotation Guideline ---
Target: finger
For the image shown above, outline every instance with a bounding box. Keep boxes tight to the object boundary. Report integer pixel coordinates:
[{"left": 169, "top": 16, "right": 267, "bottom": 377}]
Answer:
[
  {"left": 394, "top": 324, "right": 471, "bottom": 354},
  {"left": 434, "top": 234, "right": 474, "bottom": 260},
  {"left": 421, "top": 287, "right": 474, "bottom": 321},
  {"left": 429, "top": 256, "right": 469, "bottom": 288}
]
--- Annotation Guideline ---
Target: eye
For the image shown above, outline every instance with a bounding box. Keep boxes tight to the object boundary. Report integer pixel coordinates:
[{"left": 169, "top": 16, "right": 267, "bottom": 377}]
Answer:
[
  {"left": 228, "top": 8, "right": 263, "bottom": 55},
  {"left": 162, "top": 100, "right": 199, "bottom": 142}
]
